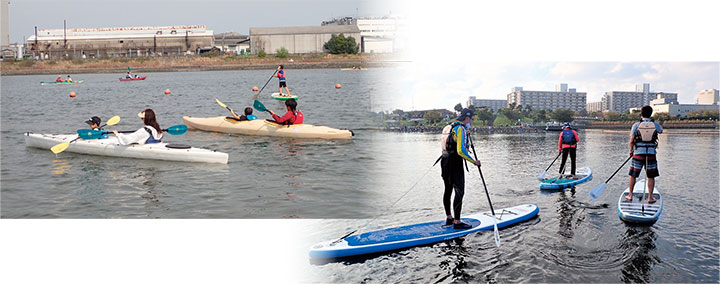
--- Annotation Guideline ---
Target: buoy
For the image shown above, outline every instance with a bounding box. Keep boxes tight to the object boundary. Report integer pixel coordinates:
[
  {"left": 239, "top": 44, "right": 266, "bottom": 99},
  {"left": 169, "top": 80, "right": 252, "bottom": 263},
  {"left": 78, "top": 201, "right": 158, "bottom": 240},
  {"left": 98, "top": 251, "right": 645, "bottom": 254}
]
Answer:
[
  {"left": 164, "top": 89, "right": 171, "bottom": 95},
  {"left": 335, "top": 84, "right": 341, "bottom": 89},
  {"left": 252, "top": 86, "right": 259, "bottom": 91},
  {"left": 69, "top": 92, "right": 76, "bottom": 98}
]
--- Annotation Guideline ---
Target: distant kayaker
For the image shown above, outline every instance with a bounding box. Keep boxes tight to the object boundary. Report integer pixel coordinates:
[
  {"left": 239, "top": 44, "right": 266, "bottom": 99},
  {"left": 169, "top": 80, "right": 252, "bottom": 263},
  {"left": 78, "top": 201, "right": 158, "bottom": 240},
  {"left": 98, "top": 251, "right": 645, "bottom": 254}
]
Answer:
[
  {"left": 66, "top": 75, "right": 73, "bottom": 82},
  {"left": 274, "top": 65, "right": 291, "bottom": 97},
  {"left": 112, "top": 109, "right": 163, "bottom": 145},
  {"left": 558, "top": 122, "right": 580, "bottom": 179},
  {"left": 232, "top": 107, "right": 258, "bottom": 121},
  {"left": 268, "top": 98, "right": 303, "bottom": 125},
  {"left": 126, "top": 71, "right": 133, "bottom": 79},
  {"left": 85, "top": 116, "right": 108, "bottom": 138},
  {"left": 55, "top": 75, "right": 63, "bottom": 82},
  {"left": 440, "top": 108, "right": 482, "bottom": 229},
  {"left": 626, "top": 105, "right": 663, "bottom": 203}
]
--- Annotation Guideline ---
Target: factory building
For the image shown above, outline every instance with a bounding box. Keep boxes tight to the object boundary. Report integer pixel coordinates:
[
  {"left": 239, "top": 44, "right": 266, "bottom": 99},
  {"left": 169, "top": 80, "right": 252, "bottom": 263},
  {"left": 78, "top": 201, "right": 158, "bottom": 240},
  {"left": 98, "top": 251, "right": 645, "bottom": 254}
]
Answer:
[{"left": 249, "top": 25, "right": 360, "bottom": 54}]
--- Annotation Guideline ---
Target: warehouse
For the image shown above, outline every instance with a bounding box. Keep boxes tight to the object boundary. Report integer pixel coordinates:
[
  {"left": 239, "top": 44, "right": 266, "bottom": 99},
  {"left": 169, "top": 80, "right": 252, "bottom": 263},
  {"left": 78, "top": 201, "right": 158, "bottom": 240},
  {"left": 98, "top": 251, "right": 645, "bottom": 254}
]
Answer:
[{"left": 249, "top": 25, "right": 360, "bottom": 54}]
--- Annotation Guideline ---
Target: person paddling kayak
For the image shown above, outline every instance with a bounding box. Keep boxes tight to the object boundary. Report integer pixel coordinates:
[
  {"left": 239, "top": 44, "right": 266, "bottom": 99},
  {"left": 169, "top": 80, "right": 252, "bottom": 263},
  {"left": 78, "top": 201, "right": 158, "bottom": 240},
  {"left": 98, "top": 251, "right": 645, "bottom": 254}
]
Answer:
[
  {"left": 440, "top": 108, "right": 482, "bottom": 229},
  {"left": 85, "top": 116, "right": 109, "bottom": 138},
  {"left": 231, "top": 107, "right": 258, "bottom": 121},
  {"left": 558, "top": 122, "right": 580, "bottom": 179},
  {"left": 55, "top": 75, "right": 63, "bottom": 82},
  {"left": 268, "top": 98, "right": 303, "bottom": 125},
  {"left": 626, "top": 105, "right": 663, "bottom": 203},
  {"left": 112, "top": 109, "right": 163, "bottom": 145}
]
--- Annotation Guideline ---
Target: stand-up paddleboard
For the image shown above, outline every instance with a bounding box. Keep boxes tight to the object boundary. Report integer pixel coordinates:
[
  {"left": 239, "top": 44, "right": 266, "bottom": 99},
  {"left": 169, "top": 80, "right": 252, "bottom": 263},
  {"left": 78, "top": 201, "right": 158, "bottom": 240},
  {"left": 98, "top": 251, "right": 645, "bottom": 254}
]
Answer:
[
  {"left": 540, "top": 167, "right": 592, "bottom": 189},
  {"left": 271, "top": 93, "right": 298, "bottom": 101},
  {"left": 309, "top": 204, "right": 539, "bottom": 259},
  {"left": 618, "top": 179, "right": 662, "bottom": 224}
]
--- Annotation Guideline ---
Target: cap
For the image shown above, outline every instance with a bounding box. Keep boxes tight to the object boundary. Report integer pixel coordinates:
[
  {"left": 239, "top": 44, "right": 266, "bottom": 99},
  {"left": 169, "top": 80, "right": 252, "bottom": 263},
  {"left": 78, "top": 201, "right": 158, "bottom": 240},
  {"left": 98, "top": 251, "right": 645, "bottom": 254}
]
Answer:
[
  {"left": 563, "top": 122, "right": 572, "bottom": 128},
  {"left": 138, "top": 111, "right": 145, "bottom": 119},
  {"left": 456, "top": 108, "right": 475, "bottom": 121},
  {"left": 85, "top": 116, "right": 101, "bottom": 125}
]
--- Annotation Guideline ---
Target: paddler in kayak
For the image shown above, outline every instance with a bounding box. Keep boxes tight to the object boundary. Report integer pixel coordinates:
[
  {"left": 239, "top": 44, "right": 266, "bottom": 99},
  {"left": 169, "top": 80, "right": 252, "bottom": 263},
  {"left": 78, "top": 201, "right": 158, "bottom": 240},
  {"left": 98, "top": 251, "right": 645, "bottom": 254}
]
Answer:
[
  {"left": 274, "top": 65, "right": 291, "bottom": 97},
  {"left": 267, "top": 98, "right": 303, "bottom": 125},
  {"left": 66, "top": 75, "right": 73, "bottom": 82},
  {"left": 626, "top": 105, "right": 662, "bottom": 203},
  {"left": 125, "top": 71, "right": 133, "bottom": 79},
  {"left": 558, "top": 122, "right": 580, "bottom": 179},
  {"left": 55, "top": 75, "right": 63, "bottom": 82},
  {"left": 440, "top": 108, "right": 482, "bottom": 229},
  {"left": 112, "top": 109, "right": 163, "bottom": 145},
  {"left": 231, "top": 107, "right": 258, "bottom": 121},
  {"left": 85, "top": 116, "right": 108, "bottom": 138}
]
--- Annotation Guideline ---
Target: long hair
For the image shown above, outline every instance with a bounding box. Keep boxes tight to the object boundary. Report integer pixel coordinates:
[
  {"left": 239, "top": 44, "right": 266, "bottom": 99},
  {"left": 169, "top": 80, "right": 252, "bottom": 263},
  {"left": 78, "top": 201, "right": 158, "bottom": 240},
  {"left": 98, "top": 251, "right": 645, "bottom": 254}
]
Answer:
[{"left": 142, "top": 109, "right": 162, "bottom": 135}]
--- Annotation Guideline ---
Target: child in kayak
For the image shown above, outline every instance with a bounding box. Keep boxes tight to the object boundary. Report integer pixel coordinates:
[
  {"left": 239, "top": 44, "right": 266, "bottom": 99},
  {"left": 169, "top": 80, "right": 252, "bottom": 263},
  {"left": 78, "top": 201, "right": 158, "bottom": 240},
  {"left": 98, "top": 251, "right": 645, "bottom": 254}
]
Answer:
[
  {"left": 85, "top": 116, "right": 108, "bottom": 138},
  {"left": 112, "top": 109, "right": 163, "bottom": 145},
  {"left": 274, "top": 65, "right": 291, "bottom": 97},
  {"left": 231, "top": 107, "right": 258, "bottom": 121},
  {"left": 66, "top": 75, "right": 73, "bottom": 82},
  {"left": 558, "top": 122, "right": 580, "bottom": 179},
  {"left": 626, "top": 105, "right": 663, "bottom": 203},
  {"left": 268, "top": 98, "right": 303, "bottom": 125}
]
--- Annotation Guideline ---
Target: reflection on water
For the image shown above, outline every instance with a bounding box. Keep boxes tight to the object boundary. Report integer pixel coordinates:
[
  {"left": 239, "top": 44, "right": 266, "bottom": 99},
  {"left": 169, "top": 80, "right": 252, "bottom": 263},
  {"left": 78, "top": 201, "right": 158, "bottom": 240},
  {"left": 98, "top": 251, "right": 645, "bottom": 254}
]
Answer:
[
  {"left": 51, "top": 158, "right": 72, "bottom": 175},
  {"left": 619, "top": 226, "right": 658, "bottom": 284}
]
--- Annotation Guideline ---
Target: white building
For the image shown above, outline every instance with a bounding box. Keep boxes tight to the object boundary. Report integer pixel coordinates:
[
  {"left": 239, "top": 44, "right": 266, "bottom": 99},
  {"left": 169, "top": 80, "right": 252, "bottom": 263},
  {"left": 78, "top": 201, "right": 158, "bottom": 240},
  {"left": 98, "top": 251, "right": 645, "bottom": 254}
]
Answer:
[
  {"left": 250, "top": 25, "right": 360, "bottom": 54},
  {"left": 506, "top": 85, "right": 587, "bottom": 112},
  {"left": 467, "top": 96, "right": 507, "bottom": 111},
  {"left": 586, "top": 101, "right": 603, "bottom": 113},
  {"left": 652, "top": 103, "right": 720, "bottom": 116},
  {"left": 601, "top": 83, "right": 677, "bottom": 113},
  {"left": 214, "top": 32, "right": 250, "bottom": 55},
  {"left": 322, "top": 15, "right": 407, "bottom": 53},
  {"left": 697, "top": 89, "right": 719, "bottom": 105}
]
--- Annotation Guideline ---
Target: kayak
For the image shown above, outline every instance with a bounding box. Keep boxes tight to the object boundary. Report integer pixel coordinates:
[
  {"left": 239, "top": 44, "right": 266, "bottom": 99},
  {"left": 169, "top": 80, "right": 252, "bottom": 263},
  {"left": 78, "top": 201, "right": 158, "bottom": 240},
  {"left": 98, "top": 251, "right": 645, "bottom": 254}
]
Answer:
[
  {"left": 618, "top": 179, "right": 662, "bottom": 225},
  {"left": 540, "top": 167, "right": 592, "bottom": 189},
  {"left": 182, "top": 116, "right": 353, "bottom": 140},
  {"left": 40, "top": 80, "right": 84, "bottom": 85},
  {"left": 120, "top": 76, "right": 147, "bottom": 81},
  {"left": 271, "top": 93, "right": 298, "bottom": 101},
  {"left": 309, "top": 204, "right": 539, "bottom": 259},
  {"left": 25, "top": 132, "right": 228, "bottom": 164},
  {"left": 340, "top": 68, "right": 367, "bottom": 71}
]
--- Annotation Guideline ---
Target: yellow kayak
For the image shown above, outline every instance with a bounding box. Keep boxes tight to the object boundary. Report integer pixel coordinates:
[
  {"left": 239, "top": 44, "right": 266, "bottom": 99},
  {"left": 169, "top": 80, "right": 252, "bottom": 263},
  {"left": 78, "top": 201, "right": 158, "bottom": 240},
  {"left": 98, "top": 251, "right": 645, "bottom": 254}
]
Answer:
[{"left": 182, "top": 116, "right": 353, "bottom": 140}]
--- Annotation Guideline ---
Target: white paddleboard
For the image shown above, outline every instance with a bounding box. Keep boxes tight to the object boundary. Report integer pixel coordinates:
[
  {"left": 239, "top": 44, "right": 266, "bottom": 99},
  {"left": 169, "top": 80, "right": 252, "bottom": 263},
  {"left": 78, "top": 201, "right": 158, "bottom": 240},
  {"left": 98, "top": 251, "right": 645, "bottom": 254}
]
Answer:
[{"left": 618, "top": 179, "right": 662, "bottom": 224}]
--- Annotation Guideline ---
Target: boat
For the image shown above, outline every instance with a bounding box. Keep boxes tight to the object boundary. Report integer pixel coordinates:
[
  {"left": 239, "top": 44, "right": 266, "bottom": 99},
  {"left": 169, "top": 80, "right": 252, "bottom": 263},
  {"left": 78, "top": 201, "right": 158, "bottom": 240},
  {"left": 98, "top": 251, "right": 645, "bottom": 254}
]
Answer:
[
  {"left": 40, "top": 80, "right": 84, "bottom": 85},
  {"left": 120, "top": 76, "right": 147, "bottom": 81},
  {"left": 182, "top": 116, "right": 353, "bottom": 140},
  {"left": 309, "top": 204, "right": 539, "bottom": 259},
  {"left": 340, "top": 68, "right": 366, "bottom": 71},
  {"left": 25, "top": 132, "right": 228, "bottom": 164},
  {"left": 270, "top": 93, "right": 298, "bottom": 101},
  {"left": 540, "top": 167, "right": 592, "bottom": 189},
  {"left": 618, "top": 179, "right": 662, "bottom": 224}
]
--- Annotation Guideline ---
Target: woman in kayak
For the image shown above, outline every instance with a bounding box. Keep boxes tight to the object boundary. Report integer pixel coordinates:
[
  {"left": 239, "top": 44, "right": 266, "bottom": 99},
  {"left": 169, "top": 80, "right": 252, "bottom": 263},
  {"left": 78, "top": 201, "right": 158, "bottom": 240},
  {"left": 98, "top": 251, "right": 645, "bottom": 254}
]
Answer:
[
  {"left": 55, "top": 75, "right": 63, "bottom": 82},
  {"left": 268, "top": 98, "right": 303, "bottom": 125},
  {"left": 112, "top": 109, "right": 163, "bottom": 145}
]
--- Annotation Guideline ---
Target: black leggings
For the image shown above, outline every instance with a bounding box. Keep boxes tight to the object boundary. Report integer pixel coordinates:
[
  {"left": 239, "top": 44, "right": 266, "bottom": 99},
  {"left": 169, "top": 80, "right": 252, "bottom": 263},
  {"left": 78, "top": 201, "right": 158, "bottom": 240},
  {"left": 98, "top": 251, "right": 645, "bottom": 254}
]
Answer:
[
  {"left": 441, "top": 157, "right": 465, "bottom": 220},
  {"left": 559, "top": 147, "right": 576, "bottom": 175}
]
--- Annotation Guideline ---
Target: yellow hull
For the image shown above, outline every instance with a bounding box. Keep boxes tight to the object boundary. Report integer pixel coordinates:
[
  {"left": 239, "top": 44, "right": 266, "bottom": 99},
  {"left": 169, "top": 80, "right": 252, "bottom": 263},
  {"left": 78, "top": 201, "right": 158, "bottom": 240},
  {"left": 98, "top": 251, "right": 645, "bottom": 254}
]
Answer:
[{"left": 182, "top": 116, "right": 353, "bottom": 140}]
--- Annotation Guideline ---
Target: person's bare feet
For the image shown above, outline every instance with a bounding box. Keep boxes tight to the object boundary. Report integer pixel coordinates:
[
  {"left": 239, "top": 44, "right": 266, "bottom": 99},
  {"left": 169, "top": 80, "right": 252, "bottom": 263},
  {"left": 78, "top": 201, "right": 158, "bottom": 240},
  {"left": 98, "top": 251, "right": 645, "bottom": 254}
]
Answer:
[
  {"left": 647, "top": 198, "right": 657, "bottom": 204},
  {"left": 624, "top": 194, "right": 633, "bottom": 201}
]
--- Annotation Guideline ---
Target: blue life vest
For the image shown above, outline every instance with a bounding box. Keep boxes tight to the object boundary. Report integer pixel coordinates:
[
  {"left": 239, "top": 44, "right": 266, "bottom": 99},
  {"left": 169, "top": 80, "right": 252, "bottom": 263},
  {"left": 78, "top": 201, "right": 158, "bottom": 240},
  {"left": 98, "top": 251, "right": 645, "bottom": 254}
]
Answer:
[
  {"left": 561, "top": 129, "right": 576, "bottom": 145},
  {"left": 143, "top": 127, "right": 162, "bottom": 144},
  {"left": 246, "top": 114, "right": 258, "bottom": 120}
]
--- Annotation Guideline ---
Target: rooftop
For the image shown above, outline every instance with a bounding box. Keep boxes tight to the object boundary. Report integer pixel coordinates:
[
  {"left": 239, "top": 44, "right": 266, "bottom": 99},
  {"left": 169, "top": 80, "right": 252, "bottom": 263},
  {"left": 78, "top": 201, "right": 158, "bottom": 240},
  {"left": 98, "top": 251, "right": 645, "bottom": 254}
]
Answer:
[{"left": 250, "top": 25, "right": 360, "bottom": 35}]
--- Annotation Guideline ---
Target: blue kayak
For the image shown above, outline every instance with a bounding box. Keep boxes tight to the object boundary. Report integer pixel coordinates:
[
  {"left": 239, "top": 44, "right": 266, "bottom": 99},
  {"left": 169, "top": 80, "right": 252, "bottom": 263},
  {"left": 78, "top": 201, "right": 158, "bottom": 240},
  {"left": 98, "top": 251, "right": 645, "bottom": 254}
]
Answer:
[
  {"left": 540, "top": 167, "right": 592, "bottom": 189},
  {"left": 309, "top": 204, "right": 539, "bottom": 259}
]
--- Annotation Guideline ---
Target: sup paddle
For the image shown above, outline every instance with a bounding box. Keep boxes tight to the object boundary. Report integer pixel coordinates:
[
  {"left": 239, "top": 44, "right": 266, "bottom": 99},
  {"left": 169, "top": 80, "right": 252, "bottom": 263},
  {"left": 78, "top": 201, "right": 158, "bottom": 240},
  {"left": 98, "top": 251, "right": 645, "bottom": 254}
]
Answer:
[
  {"left": 537, "top": 152, "right": 562, "bottom": 181},
  {"left": 256, "top": 70, "right": 278, "bottom": 96},
  {"left": 589, "top": 155, "right": 633, "bottom": 200},
  {"left": 50, "top": 115, "right": 121, "bottom": 154},
  {"left": 468, "top": 134, "right": 501, "bottom": 247}
]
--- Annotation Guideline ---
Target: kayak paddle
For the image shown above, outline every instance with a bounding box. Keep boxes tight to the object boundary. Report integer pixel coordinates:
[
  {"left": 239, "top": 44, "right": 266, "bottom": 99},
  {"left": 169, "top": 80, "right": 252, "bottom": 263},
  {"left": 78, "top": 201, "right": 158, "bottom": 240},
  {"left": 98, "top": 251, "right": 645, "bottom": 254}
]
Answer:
[
  {"left": 253, "top": 99, "right": 269, "bottom": 112},
  {"left": 110, "top": 124, "right": 188, "bottom": 135},
  {"left": 468, "top": 135, "right": 500, "bottom": 247},
  {"left": 50, "top": 115, "right": 120, "bottom": 154},
  {"left": 537, "top": 152, "right": 562, "bottom": 181},
  {"left": 216, "top": 98, "right": 238, "bottom": 117},
  {"left": 589, "top": 155, "right": 633, "bottom": 200}
]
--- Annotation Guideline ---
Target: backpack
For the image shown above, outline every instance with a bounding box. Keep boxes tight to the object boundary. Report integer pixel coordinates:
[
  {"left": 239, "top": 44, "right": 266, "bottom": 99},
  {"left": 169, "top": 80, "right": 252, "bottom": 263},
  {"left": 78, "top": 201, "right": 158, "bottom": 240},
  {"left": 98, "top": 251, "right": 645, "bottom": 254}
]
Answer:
[
  {"left": 561, "top": 129, "right": 576, "bottom": 145},
  {"left": 442, "top": 121, "right": 463, "bottom": 154},
  {"left": 634, "top": 120, "right": 658, "bottom": 148}
]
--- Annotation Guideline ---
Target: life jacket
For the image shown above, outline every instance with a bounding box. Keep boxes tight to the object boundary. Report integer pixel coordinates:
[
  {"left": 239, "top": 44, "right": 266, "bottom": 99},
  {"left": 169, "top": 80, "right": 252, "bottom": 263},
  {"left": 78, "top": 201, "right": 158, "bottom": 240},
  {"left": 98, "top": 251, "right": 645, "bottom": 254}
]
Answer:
[
  {"left": 634, "top": 119, "right": 658, "bottom": 149},
  {"left": 278, "top": 69, "right": 286, "bottom": 81},
  {"left": 561, "top": 128, "right": 577, "bottom": 145},
  {"left": 279, "top": 110, "right": 303, "bottom": 125},
  {"left": 143, "top": 126, "right": 162, "bottom": 144},
  {"left": 442, "top": 121, "right": 464, "bottom": 155}
]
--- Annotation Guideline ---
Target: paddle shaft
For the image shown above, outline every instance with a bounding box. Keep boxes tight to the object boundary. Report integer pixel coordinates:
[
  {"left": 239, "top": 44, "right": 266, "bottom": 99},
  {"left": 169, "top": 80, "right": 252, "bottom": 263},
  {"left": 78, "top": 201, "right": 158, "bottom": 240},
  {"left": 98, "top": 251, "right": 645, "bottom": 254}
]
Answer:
[
  {"left": 605, "top": 156, "right": 633, "bottom": 184},
  {"left": 468, "top": 135, "right": 496, "bottom": 216},
  {"left": 257, "top": 70, "right": 278, "bottom": 96},
  {"left": 545, "top": 152, "right": 562, "bottom": 172}
]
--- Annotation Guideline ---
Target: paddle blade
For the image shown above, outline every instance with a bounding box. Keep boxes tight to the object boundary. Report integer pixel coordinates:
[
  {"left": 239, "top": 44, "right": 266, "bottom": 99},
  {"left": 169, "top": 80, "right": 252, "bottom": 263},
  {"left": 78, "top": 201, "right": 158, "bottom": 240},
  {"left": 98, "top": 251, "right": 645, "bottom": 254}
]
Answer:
[
  {"left": 106, "top": 115, "right": 121, "bottom": 126},
  {"left": 537, "top": 171, "right": 547, "bottom": 181},
  {"left": 589, "top": 183, "right": 607, "bottom": 200},
  {"left": 253, "top": 100, "right": 267, "bottom": 112},
  {"left": 50, "top": 142, "right": 70, "bottom": 154},
  {"left": 166, "top": 124, "right": 188, "bottom": 135},
  {"left": 215, "top": 98, "right": 227, "bottom": 108}
]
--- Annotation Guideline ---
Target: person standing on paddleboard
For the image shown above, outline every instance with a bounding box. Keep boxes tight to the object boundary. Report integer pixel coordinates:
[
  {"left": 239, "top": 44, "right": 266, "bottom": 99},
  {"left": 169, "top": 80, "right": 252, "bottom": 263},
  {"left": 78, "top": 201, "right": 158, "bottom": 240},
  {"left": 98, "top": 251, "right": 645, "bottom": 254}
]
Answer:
[
  {"left": 558, "top": 122, "right": 580, "bottom": 179},
  {"left": 626, "top": 105, "right": 662, "bottom": 203},
  {"left": 268, "top": 98, "right": 303, "bottom": 125},
  {"left": 274, "top": 65, "right": 291, "bottom": 97},
  {"left": 112, "top": 109, "right": 163, "bottom": 145},
  {"left": 440, "top": 108, "right": 482, "bottom": 229}
]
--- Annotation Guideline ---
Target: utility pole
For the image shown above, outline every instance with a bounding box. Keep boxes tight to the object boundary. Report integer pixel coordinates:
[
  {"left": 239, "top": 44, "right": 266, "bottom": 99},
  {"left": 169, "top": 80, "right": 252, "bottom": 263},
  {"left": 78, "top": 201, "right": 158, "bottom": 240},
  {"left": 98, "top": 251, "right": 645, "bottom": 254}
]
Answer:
[
  {"left": 63, "top": 20, "right": 67, "bottom": 49},
  {"left": 34, "top": 25, "right": 38, "bottom": 58}
]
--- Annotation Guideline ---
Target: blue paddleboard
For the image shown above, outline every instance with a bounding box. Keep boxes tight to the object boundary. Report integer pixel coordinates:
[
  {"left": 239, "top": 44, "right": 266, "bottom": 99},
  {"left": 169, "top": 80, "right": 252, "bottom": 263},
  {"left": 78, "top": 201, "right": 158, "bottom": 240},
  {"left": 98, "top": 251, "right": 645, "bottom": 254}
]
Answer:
[
  {"left": 540, "top": 167, "right": 592, "bottom": 189},
  {"left": 309, "top": 204, "right": 539, "bottom": 259}
]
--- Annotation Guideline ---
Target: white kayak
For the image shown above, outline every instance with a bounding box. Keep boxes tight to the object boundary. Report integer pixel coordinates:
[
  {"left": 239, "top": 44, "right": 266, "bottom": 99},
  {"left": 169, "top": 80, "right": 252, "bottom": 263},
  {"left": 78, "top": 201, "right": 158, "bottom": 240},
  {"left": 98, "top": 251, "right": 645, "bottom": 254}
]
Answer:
[
  {"left": 618, "top": 179, "right": 662, "bottom": 225},
  {"left": 25, "top": 133, "right": 229, "bottom": 164},
  {"left": 309, "top": 204, "right": 539, "bottom": 259}
]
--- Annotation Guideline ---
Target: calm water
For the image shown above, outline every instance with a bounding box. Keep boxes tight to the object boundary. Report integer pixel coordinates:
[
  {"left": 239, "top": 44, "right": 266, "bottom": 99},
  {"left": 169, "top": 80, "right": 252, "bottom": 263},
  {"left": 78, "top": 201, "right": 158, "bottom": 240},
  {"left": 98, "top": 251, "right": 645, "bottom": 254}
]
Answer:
[
  {"left": 299, "top": 130, "right": 719, "bottom": 283},
  {"left": 1, "top": 69, "right": 385, "bottom": 218}
]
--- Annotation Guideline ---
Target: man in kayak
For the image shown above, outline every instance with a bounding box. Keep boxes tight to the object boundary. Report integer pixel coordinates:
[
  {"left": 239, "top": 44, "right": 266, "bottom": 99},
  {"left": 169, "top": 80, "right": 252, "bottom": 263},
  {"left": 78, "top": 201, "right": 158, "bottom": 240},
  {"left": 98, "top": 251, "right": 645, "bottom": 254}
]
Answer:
[
  {"left": 85, "top": 116, "right": 108, "bottom": 138},
  {"left": 441, "top": 108, "right": 482, "bottom": 229},
  {"left": 126, "top": 71, "right": 133, "bottom": 79},
  {"left": 55, "top": 75, "right": 63, "bottom": 82},
  {"left": 231, "top": 107, "right": 258, "bottom": 121},
  {"left": 268, "top": 98, "right": 303, "bottom": 125},
  {"left": 274, "top": 65, "right": 291, "bottom": 97},
  {"left": 558, "top": 122, "right": 580, "bottom": 179},
  {"left": 626, "top": 105, "right": 663, "bottom": 203},
  {"left": 66, "top": 75, "right": 73, "bottom": 82},
  {"left": 112, "top": 109, "right": 163, "bottom": 145}
]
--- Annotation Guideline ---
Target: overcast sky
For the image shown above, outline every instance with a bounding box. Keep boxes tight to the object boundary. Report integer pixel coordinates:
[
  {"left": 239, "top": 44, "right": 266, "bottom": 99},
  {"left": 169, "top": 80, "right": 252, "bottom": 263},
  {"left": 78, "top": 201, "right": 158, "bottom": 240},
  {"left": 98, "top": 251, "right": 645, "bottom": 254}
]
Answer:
[{"left": 7, "top": 0, "right": 404, "bottom": 42}]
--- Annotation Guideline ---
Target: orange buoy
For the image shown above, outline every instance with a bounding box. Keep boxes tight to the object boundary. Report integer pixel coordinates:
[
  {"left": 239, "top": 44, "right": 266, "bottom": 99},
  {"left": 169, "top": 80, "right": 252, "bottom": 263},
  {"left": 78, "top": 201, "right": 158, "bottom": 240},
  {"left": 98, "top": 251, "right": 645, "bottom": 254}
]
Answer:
[
  {"left": 69, "top": 92, "right": 76, "bottom": 98},
  {"left": 335, "top": 84, "right": 341, "bottom": 89},
  {"left": 164, "top": 89, "right": 171, "bottom": 95},
  {"left": 252, "top": 86, "right": 259, "bottom": 91}
]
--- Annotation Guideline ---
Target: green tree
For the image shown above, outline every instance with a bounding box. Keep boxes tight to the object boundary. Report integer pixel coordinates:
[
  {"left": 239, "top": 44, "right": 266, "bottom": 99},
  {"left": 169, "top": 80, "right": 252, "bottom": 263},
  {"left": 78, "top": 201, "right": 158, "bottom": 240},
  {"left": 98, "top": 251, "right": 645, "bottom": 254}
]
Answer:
[
  {"left": 532, "top": 109, "right": 548, "bottom": 122},
  {"left": 550, "top": 109, "right": 575, "bottom": 122},
  {"left": 652, "top": 112, "right": 672, "bottom": 121},
  {"left": 603, "top": 111, "right": 622, "bottom": 121},
  {"left": 474, "top": 107, "right": 495, "bottom": 125},
  {"left": 258, "top": 50, "right": 266, "bottom": 58},
  {"left": 423, "top": 111, "right": 442, "bottom": 123},
  {"left": 454, "top": 103, "right": 463, "bottom": 112},
  {"left": 499, "top": 108, "right": 522, "bottom": 122},
  {"left": 323, "top": 34, "right": 359, "bottom": 54},
  {"left": 276, "top": 47, "right": 289, "bottom": 58}
]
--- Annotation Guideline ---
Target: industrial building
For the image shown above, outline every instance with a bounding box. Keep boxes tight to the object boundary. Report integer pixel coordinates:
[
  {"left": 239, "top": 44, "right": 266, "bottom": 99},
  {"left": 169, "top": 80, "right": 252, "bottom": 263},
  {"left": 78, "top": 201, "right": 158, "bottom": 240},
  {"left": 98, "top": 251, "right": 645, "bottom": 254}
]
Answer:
[
  {"left": 467, "top": 96, "right": 507, "bottom": 111},
  {"left": 697, "top": 89, "right": 719, "bottom": 105},
  {"left": 601, "top": 83, "right": 677, "bottom": 113},
  {"left": 249, "top": 25, "right": 360, "bottom": 55},
  {"left": 26, "top": 25, "right": 214, "bottom": 59},
  {"left": 214, "top": 32, "right": 250, "bottom": 55},
  {"left": 506, "top": 84, "right": 587, "bottom": 112},
  {"left": 322, "top": 15, "right": 407, "bottom": 53}
]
